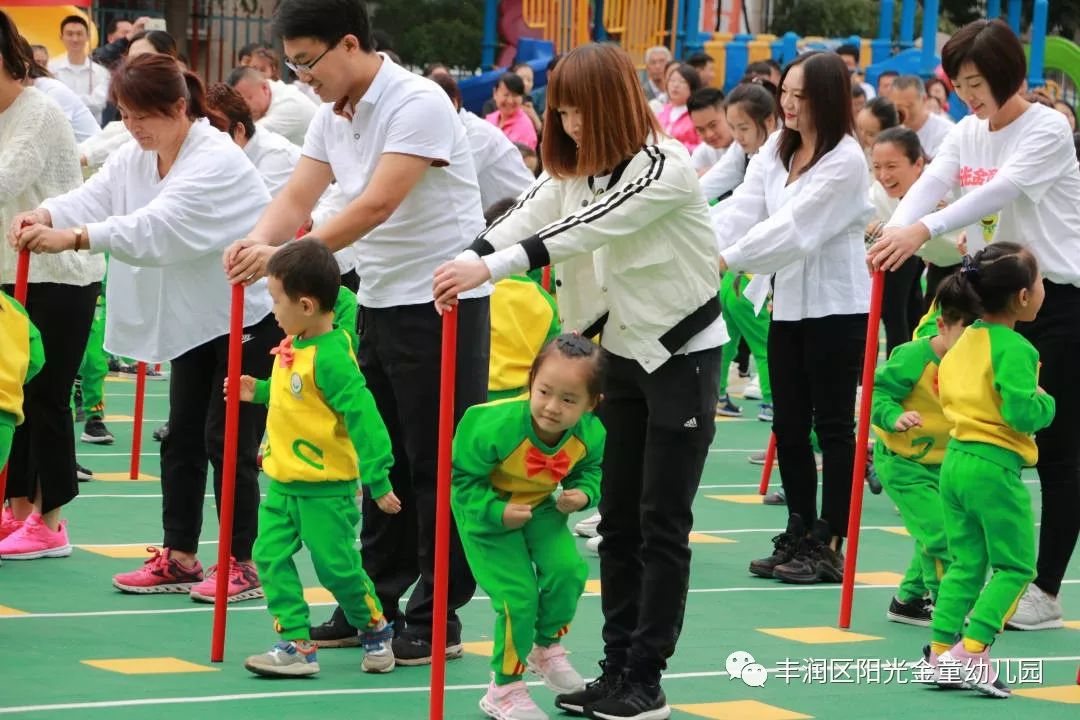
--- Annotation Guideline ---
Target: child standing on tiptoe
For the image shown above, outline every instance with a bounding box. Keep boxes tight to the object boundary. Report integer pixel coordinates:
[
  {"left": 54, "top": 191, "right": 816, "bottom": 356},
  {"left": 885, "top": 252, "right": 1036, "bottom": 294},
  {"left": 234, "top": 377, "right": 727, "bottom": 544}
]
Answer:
[
  {"left": 235, "top": 239, "right": 401, "bottom": 678},
  {"left": 927, "top": 242, "right": 1055, "bottom": 698},
  {"left": 453, "top": 334, "right": 606, "bottom": 720},
  {"left": 871, "top": 279, "right": 978, "bottom": 627}
]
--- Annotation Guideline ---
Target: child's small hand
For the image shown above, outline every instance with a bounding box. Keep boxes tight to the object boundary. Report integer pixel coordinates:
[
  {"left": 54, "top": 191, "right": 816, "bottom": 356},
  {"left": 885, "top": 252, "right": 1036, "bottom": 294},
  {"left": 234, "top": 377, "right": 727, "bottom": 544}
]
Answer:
[
  {"left": 556, "top": 489, "right": 588, "bottom": 514},
  {"left": 502, "top": 503, "right": 533, "bottom": 529},
  {"left": 374, "top": 491, "right": 402, "bottom": 514},
  {"left": 893, "top": 410, "right": 923, "bottom": 432},
  {"left": 224, "top": 375, "right": 257, "bottom": 402}
]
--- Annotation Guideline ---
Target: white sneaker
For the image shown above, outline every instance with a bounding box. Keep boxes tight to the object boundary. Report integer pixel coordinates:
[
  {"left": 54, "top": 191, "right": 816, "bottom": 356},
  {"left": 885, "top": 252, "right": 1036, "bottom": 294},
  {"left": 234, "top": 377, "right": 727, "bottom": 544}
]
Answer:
[
  {"left": 585, "top": 535, "right": 602, "bottom": 556},
  {"left": 743, "top": 375, "right": 762, "bottom": 400},
  {"left": 1006, "top": 584, "right": 1064, "bottom": 630},
  {"left": 573, "top": 512, "right": 601, "bottom": 538},
  {"left": 479, "top": 679, "right": 549, "bottom": 720},
  {"left": 527, "top": 644, "right": 585, "bottom": 694}
]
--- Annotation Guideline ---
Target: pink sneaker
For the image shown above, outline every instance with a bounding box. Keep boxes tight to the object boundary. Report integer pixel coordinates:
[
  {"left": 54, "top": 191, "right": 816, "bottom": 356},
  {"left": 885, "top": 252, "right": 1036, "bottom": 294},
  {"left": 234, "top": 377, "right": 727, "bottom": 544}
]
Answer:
[
  {"left": 0, "top": 507, "right": 23, "bottom": 541},
  {"left": 478, "top": 679, "right": 548, "bottom": 720},
  {"left": 0, "top": 514, "right": 72, "bottom": 560},
  {"left": 527, "top": 644, "right": 585, "bottom": 694},
  {"left": 189, "top": 558, "right": 263, "bottom": 603},
  {"left": 938, "top": 642, "right": 1011, "bottom": 698},
  {"left": 113, "top": 547, "right": 204, "bottom": 594}
]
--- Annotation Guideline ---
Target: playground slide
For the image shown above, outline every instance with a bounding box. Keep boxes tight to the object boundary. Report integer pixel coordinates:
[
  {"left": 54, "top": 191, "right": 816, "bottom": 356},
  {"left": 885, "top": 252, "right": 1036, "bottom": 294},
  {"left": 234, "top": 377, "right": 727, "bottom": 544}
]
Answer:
[
  {"left": 3, "top": 4, "right": 98, "bottom": 60},
  {"left": 1036, "top": 35, "right": 1080, "bottom": 101},
  {"left": 497, "top": 0, "right": 544, "bottom": 68}
]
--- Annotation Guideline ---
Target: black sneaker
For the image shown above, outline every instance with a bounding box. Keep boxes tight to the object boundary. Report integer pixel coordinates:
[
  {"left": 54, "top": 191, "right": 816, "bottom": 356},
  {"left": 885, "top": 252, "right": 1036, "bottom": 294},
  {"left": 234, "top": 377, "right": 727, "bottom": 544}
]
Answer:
[
  {"left": 585, "top": 675, "right": 670, "bottom": 720},
  {"left": 76, "top": 463, "right": 94, "bottom": 482},
  {"left": 309, "top": 605, "right": 360, "bottom": 648},
  {"left": 556, "top": 661, "right": 625, "bottom": 716},
  {"left": 73, "top": 382, "right": 85, "bottom": 422},
  {"left": 152, "top": 422, "right": 170, "bottom": 442},
  {"left": 391, "top": 633, "right": 464, "bottom": 667},
  {"left": 866, "top": 458, "right": 883, "bottom": 495},
  {"left": 887, "top": 596, "right": 933, "bottom": 627},
  {"left": 715, "top": 394, "right": 742, "bottom": 417},
  {"left": 108, "top": 358, "right": 135, "bottom": 374},
  {"left": 749, "top": 513, "right": 804, "bottom": 578},
  {"left": 81, "top": 417, "right": 115, "bottom": 445},
  {"left": 773, "top": 519, "right": 844, "bottom": 584}
]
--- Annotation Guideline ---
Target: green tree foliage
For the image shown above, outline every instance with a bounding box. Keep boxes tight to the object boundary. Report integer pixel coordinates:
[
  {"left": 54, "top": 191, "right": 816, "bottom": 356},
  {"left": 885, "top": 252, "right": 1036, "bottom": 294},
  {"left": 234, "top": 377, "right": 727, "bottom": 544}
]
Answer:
[
  {"left": 369, "top": 0, "right": 485, "bottom": 69},
  {"left": 768, "top": 0, "right": 880, "bottom": 37}
]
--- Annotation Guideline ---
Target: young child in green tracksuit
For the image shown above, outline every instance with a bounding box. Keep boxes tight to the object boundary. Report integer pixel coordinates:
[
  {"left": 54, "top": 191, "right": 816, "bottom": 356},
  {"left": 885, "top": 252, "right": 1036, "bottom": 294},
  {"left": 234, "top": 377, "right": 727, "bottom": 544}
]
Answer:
[
  {"left": 452, "top": 334, "right": 606, "bottom": 719},
  {"left": 927, "top": 243, "right": 1055, "bottom": 698},
  {"left": 871, "top": 282, "right": 978, "bottom": 627},
  {"left": 236, "top": 240, "right": 401, "bottom": 678},
  {"left": 0, "top": 291, "right": 44, "bottom": 472},
  {"left": 716, "top": 271, "right": 772, "bottom": 420}
]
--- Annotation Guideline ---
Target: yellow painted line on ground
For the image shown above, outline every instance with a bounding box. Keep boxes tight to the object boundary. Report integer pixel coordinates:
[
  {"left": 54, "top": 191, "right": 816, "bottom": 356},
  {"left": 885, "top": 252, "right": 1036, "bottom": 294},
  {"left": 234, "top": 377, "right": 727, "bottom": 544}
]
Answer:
[
  {"left": 757, "top": 626, "right": 883, "bottom": 644},
  {"left": 689, "top": 532, "right": 736, "bottom": 544},
  {"left": 0, "top": 605, "right": 27, "bottom": 616},
  {"left": 706, "top": 495, "right": 768, "bottom": 505},
  {"left": 461, "top": 641, "right": 494, "bottom": 657},
  {"left": 584, "top": 579, "right": 602, "bottom": 594},
  {"left": 1013, "top": 685, "right": 1080, "bottom": 703},
  {"left": 102, "top": 415, "right": 134, "bottom": 422},
  {"left": 77, "top": 545, "right": 160, "bottom": 559},
  {"left": 302, "top": 588, "right": 335, "bottom": 605},
  {"left": 1063, "top": 620, "right": 1080, "bottom": 630},
  {"left": 853, "top": 572, "right": 904, "bottom": 586},
  {"left": 879, "top": 526, "right": 911, "bottom": 537},
  {"left": 674, "top": 701, "right": 812, "bottom": 720},
  {"left": 81, "top": 657, "right": 218, "bottom": 674},
  {"left": 104, "top": 376, "right": 134, "bottom": 384},
  {"left": 94, "top": 472, "right": 159, "bottom": 482}
]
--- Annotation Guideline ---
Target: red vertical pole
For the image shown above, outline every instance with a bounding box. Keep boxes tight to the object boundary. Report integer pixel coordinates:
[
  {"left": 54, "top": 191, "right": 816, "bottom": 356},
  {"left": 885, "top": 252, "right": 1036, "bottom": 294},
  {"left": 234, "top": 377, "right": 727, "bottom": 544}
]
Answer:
[
  {"left": 758, "top": 432, "right": 776, "bottom": 495},
  {"left": 429, "top": 308, "right": 458, "bottom": 720},
  {"left": 839, "top": 270, "right": 885, "bottom": 629},
  {"left": 541, "top": 265, "right": 552, "bottom": 294},
  {"left": 211, "top": 284, "right": 245, "bottom": 662},
  {"left": 130, "top": 362, "right": 147, "bottom": 479},
  {"left": 0, "top": 249, "right": 30, "bottom": 504}
]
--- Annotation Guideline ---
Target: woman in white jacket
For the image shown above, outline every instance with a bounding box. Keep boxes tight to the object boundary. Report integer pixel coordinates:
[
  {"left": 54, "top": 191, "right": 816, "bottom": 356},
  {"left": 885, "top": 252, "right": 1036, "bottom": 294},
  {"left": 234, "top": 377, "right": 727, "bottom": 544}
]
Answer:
[
  {"left": 9, "top": 54, "right": 281, "bottom": 602},
  {"left": 433, "top": 43, "right": 723, "bottom": 720},
  {"left": 713, "top": 51, "right": 872, "bottom": 585},
  {"left": 0, "top": 11, "right": 104, "bottom": 560}
]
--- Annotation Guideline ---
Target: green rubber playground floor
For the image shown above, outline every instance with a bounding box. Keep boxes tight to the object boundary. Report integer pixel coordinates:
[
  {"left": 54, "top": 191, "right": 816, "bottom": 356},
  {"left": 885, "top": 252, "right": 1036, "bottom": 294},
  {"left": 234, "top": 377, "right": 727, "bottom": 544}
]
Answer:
[{"left": 0, "top": 372, "right": 1077, "bottom": 719}]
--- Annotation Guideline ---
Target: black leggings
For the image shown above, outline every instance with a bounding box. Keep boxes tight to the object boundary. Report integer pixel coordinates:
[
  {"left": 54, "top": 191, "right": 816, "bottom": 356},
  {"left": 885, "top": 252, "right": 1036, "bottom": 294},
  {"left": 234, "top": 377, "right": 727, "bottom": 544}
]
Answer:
[
  {"left": 768, "top": 314, "right": 867, "bottom": 537},
  {"left": 882, "top": 256, "right": 924, "bottom": 356},
  {"left": 3, "top": 282, "right": 98, "bottom": 513},
  {"left": 924, "top": 262, "right": 962, "bottom": 310},
  {"left": 1016, "top": 280, "right": 1080, "bottom": 596}
]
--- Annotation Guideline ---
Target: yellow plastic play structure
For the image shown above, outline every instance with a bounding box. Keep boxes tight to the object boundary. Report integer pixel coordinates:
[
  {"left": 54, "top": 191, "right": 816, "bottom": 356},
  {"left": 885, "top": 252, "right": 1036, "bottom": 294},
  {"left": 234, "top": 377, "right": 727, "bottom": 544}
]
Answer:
[{"left": 3, "top": 3, "right": 98, "bottom": 61}]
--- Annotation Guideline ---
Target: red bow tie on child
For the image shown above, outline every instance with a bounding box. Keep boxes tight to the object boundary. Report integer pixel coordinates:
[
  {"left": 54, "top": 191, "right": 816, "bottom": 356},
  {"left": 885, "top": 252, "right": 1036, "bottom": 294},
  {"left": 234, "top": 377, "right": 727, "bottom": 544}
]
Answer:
[
  {"left": 271, "top": 337, "right": 295, "bottom": 369},
  {"left": 525, "top": 447, "right": 571, "bottom": 482}
]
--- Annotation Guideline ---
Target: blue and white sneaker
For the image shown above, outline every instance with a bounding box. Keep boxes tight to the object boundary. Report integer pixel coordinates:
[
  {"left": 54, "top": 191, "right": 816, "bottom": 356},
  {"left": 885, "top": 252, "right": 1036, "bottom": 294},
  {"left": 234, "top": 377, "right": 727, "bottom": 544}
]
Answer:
[
  {"left": 361, "top": 618, "right": 396, "bottom": 673},
  {"left": 757, "top": 403, "right": 774, "bottom": 422},
  {"left": 244, "top": 640, "right": 319, "bottom": 677}
]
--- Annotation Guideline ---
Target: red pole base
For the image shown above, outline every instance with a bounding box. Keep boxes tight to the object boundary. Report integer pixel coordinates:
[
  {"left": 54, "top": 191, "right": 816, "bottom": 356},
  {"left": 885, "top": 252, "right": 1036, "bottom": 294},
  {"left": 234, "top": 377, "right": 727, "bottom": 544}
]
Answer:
[
  {"left": 429, "top": 308, "right": 458, "bottom": 720},
  {"left": 211, "top": 285, "right": 245, "bottom": 662},
  {"left": 838, "top": 270, "right": 885, "bottom": 629}
]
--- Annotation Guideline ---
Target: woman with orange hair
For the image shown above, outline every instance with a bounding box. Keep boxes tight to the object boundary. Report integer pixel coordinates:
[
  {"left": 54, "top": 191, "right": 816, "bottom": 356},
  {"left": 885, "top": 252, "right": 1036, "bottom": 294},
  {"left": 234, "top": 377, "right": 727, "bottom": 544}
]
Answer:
[{"left": 434, "top": 43, "right": 723, "bottom": 720}]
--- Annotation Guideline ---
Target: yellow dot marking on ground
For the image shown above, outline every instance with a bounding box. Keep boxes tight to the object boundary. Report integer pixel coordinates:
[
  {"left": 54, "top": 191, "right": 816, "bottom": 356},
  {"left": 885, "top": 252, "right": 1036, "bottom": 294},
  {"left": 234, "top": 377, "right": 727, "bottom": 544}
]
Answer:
[
  {"left": 757, "top": 626, "right": 883, "bottom": 644},
  {"left": 853, "top": 571, "right": 905, "bottom": 586},
  {"left": 1062, "top": 620, "right": 1080, "bottom": 630},
  {"left": 462, "top": 641, "right": 494, "bottom": 657},
  {"left": 77, "top": 545, "right": 161, "bottom": 559},
  {"left": 81, "top": 658, "right": 218, "bottom": 674},
  {"left": 0, "top": 605, "right": 27, "bottom": 616},
  {"left": 674, "top": 701, "right": 812, "bottom": 720},
  {"left": 102, "top": 415, "right": 135, "bottom": 422},
  {"left": 1013, "top": 685, "right": 1080, "bottom": 703},
  {"left": 302, "top": 587, "right": 335, "bottom": 605},
  {"left": 706, "top": 494, "right": 769, "bottom": 505},
  {"left": 584, "top": 579, "right": 602, "bottom": 594},
  {"left": 94, "top": 472, "right": 159, "bottom": 482},
  {"left": 689, "top": 532, "right": 736, "bottom": 544},
  {"left": 104, "top": 376, "right": 134, "bottom": 384},
  {"left": 879, "top": 526, "right": 911, "bottom": 537}
]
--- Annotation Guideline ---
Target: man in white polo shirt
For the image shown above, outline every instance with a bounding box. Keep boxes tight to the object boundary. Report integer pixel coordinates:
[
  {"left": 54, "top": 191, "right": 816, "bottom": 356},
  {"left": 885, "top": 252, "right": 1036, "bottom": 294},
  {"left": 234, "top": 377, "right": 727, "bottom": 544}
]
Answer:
[
  {"left": 224, "top": 0, "right": 490, "bottom": 666},
  {"left": 889, "top": 74, "right": 955, "bottom": 158},
  {"left": 227, "top": 66, "right": 318, "bottom": 147},
  {"left": 48, "top": 15, "right": 111, "bottom": 125}
]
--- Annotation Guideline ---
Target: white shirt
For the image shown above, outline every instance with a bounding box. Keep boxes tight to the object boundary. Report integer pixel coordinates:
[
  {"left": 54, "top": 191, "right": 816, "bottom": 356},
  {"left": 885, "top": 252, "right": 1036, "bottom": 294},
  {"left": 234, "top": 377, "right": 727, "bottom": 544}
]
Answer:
[
  {"left": 691, "top": 143, "right": 727, "bottom": 174},
  {"left": 899, "top": 103, "right": 1080, "bottom": 286},
  {"left": 47, "top": 55, "right": 110, "bottom": 124},
  {"left": 473, "top": 137, "right": 726, "bottom": 371},
  {"left": 80, "top": 120, "right": 132, "bottom": 169},
  {"left": 458, "top": 108, "right": 535, "bottom": 210},
  {"left": 302, "top": 55, "right": 489, "bottom": 307},
  {"left": 713, "top": 132, "right": 873, "bottom": 321},
  {"left": 34, "top": 77, "right": 100, "bottom": 143},
  {"left": 912, "top": 111, "right": 953, "bottom": 158},
  {"left": 243, "top": 127, "right": 358, "bottom": 274},
  {"left": 699, "top": 146, "right": 748, "bottom": 201},
  {"left": 42, "top": 120, "right": 273, "bottom": 362},
  {"left": 869, "top": 180, "right": 961, "bottom": 267},
  {"left": 259, "top": 80, "right": 318, "bottom": 147},
  {"left": 0, "top": 87, "right": 104, "bottom": 287}
]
